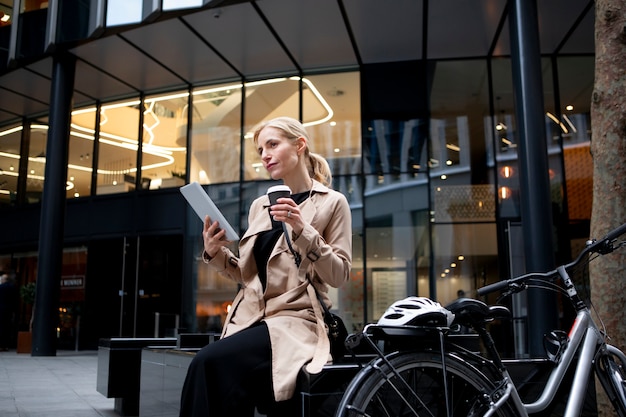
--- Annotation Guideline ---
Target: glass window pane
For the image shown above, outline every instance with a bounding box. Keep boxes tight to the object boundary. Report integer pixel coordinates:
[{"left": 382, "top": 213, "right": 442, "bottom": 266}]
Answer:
[
  {"left": 191, "top": 182, "right": 241, "bottom": 331},
  {"left": 106, "top": 0, "right": 142, "bottom": 27},
  {"left": 26, "top": 122, "right": 48, "bottom": 204},
  {"left": 21, "top": 0, "right": 48, "bottom": 13},
  {"left": 68, "top": 107, "right": 96, "bottom": 198},
  {"left": 190, "top": 82, "right": 242, "bottom": 185},
  {"left": 363, "top": 118, "right": 429, "bottom": 191},
  {"left": 142, "top": 90, "right": 188, "bottom": 189},
  {"left": 432, "top": 223, "right": 498, "bottom": 305},
  {"left": 0, "top": 124, "right": 21, "bottom": 206},
  {"left": 243, "top": 77, "right": 299, "bottom": 181},
  {"left": 304, "top": 72, "right": 362, "bottom": 203},
  {"left": 364, "top": 190, "right": 430, "bottom": 323},
  {"left": 429, "top": 60, "right": 495, "bottom": 222},
  {"left": 96, "top": 98, "right": 140, "bottom": 195},
  {"left": 304, "top": 72, "right": 363, "bottom": 331},
  {"left": 559, "top": 56, "right": 593, "bottom": 223},
  {"left": 0, "top": 2, "right": 13, "bottom": 25},
  {"left": 490, "top": 58, "right": 520, "bottom": 219},
  {"left": 163, "top": 0, "right": 203, "bottom": 11}
]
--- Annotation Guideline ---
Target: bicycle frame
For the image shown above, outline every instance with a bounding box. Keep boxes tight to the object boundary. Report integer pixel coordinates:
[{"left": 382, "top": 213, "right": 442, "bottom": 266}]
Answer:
[
  {"left": 488, "top": 263, "right": 626, "bottom": 417},
  {"left": 496, "top": 310, "right": 601, "bottom": 417}
]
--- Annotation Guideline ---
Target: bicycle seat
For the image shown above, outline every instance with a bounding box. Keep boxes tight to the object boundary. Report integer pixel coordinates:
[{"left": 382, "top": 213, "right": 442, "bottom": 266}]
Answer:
[{"left": 445, "top": 298, "right": 510, "bottom": 327}]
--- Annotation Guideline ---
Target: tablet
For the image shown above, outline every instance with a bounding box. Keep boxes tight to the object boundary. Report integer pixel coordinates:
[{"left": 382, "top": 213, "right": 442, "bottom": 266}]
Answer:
[{"left": 180, "top": 182, "right": 239, "bottom": 241}]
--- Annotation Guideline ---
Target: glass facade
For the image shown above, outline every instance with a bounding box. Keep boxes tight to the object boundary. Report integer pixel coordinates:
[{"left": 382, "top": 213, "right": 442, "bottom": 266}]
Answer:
[
  {"left": 0, "top": 57, "right": 595, "bottom": 339},
  {"left": 0, "top": 2, "right": 596, "bottom": 351}
]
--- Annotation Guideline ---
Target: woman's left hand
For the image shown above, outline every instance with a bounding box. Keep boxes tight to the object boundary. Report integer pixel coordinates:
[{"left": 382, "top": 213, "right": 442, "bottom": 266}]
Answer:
[{"left": 269, "top": 197, "right": 304, "bottom": 236}]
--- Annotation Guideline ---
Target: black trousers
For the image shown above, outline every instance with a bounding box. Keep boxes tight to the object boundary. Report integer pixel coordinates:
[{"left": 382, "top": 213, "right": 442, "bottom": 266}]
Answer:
[{"left": 179, "top": 322, "right": 300, "bottom": 417}]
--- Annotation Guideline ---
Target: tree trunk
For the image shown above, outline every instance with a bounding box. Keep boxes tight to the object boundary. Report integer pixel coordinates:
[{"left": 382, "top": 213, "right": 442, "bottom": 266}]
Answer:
[{"left": 590, "top": 0, "right": 626, "bottom": 416}]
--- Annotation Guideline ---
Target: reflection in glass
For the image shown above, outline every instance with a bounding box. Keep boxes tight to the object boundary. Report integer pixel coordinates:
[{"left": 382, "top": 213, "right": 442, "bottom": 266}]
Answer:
[
  {"left": 0, "top": 124, "right": 21, "bottom": 206},
  {"left": 431, "top": 223, "right": 498, "bottom": 305},
  {"left": 363, "top": 119, "right": 428, "bottom": 188},
  {"left": 106, "top": 0, "right": 142, "bottom": 27},
  {"left": 26, "top": 123, "right": 48, "bottom": 203},
  {"left": 95, "top": 99, "right": 140, "bottom": 195},
  {"left": 364, "top": 190, "right": 430, "bottom": 323},
  {"left": 0, "top": 2, "right": 12, "bottom": 25},
  {"left": 142, "top": 91, "right": 188, "bottom": 189},
  {"left": 163, "top": 0, "right": 203, "bottom": 11},
  {"left": 191, "top": 182, "right": 242, "bottom": 332},
  {"left": 243, "top": 78, "right": 300, "bottom": 181},
  {"left": 67, "top": 110, "right": 95, "bottom": 198},
  {"left": 190, "top": 83, "right": 242, "bottom": 184}
]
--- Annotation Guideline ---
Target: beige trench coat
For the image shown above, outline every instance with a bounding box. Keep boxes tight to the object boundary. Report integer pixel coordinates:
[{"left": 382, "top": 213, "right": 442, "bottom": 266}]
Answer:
[{"left": 204, "top": 180, "right": 352, "bottom": 401}]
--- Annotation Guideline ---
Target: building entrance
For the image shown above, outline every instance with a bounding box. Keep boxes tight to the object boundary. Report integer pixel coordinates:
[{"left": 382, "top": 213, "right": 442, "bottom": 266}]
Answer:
[{"left": 82, "top": 235, "right": 183, "bottom": 349}]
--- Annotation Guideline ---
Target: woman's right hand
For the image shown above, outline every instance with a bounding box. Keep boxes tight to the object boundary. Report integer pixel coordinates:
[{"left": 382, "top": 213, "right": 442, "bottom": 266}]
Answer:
[{"left": 202, "top": 215, "right": 229, "bottom": 258}]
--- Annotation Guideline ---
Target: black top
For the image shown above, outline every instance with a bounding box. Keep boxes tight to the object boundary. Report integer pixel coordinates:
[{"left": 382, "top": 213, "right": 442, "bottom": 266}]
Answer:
[{"left": 254, "top": 190, "right": 310, "bottom": 290}]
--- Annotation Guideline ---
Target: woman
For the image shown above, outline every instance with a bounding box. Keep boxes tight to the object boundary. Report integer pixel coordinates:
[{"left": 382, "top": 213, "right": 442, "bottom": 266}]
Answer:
[{"left": 179, "top": 117, "right": 352, "bottom": 417}]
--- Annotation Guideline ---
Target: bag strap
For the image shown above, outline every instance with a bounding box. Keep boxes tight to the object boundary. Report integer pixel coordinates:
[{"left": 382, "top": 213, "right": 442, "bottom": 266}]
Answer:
[{"left": 281, "top": 223, "right": 335, "bottom": 325}]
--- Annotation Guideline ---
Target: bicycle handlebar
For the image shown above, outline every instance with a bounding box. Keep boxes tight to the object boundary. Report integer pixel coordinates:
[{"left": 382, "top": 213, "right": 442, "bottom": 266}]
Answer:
[{"left": 477, "top": 222, "right": 626, "bottom": 296}]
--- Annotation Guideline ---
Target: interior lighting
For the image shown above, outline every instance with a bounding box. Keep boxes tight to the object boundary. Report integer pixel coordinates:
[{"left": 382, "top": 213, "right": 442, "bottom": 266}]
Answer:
[
  {"left": 0, "top": 14, "right": 10, "bottom": 23},
  {"left": 499, "top": 186, "right": 512, "bottom": 200},
  {"left": 458, "top": 255, "right": 464, "bottom": 261},
  {"left": 566, "top": 105, "right": 574, "bottom": 111},
  {"left": 0, "top": 126, "right": 22, "bottom": 136},
  {"left": 500, "top": 166, "right": 514, "bottom": 178},
  {"left": 562, "top": 114, "right": 577, "bottom": 133},
  {"left": 546, "top": 112, "right": 568, "bottom": 134}
]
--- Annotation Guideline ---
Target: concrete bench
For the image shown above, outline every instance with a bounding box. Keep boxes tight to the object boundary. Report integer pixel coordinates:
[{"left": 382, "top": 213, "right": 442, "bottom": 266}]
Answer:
[{"left": 97, "top": 337, "right": 177, "bottom": 416}]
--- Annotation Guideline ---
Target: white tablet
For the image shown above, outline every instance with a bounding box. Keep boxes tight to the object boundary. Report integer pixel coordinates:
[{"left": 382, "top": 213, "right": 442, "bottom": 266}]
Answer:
[{"left": 180, "top": 182, "right": 239, "bottom": 241}]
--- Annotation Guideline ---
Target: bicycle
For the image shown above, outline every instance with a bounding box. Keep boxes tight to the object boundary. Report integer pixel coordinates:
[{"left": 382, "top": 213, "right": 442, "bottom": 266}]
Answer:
[{"left": 334, "top": 222, "right": 626, "bottom": 417}]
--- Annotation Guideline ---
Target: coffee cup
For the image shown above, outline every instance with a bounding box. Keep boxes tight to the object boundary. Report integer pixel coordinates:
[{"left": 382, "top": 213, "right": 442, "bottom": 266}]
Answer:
[{"left": 267, "top": 185, "right": 291, "bottom": 205}]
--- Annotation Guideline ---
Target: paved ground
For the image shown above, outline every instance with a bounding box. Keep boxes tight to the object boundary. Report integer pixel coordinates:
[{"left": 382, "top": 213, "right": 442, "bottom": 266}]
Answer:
[{"left": 0, "top": 349, "right": 118, "bottom": 417}]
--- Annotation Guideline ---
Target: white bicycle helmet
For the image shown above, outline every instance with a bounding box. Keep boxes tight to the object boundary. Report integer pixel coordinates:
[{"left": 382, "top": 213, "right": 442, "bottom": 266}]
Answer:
[{"left": 377, "top": 297, "right": 455, "bottom": 327}]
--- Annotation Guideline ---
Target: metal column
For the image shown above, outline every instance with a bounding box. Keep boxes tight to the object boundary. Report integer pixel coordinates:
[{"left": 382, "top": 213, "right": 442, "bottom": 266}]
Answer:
[
  {"left": 509, "top": 0, "right": 558, "bottom": 357},
  {"left": 32, "top": 52, "right": 76, "bottom": 356}
]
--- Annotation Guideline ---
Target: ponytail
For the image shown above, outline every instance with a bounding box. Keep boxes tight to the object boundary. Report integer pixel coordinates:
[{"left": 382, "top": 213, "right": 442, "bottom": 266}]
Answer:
[{"left": 308, "top": 151, "right": 332, "bottom": 187}]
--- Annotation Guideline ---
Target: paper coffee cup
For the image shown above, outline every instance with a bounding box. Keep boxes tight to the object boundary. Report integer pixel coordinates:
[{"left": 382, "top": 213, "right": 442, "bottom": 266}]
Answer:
[{"left": 267, "top": 185, "right": 291, "bottom": 205}]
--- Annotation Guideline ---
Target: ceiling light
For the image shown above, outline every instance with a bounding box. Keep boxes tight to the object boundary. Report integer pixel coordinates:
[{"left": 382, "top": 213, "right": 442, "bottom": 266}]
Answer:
[
  {"left": 546, "top": 112, "right": 568, "bottom": 133},
  {"left": 566, "top": 105, "right": 574, "bottom": 111}
]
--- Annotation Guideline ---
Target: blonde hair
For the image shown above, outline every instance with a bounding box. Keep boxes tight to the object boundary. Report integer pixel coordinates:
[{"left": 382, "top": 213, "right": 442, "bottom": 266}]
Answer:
[{"left": 253, "top": 116, "right": 332, "bottom": 187}]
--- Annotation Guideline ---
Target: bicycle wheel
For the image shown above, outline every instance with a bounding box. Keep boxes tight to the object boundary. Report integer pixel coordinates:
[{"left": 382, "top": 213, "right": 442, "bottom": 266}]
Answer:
[{"left": 335, "top": 351, "right": 517, "bottom": 417}]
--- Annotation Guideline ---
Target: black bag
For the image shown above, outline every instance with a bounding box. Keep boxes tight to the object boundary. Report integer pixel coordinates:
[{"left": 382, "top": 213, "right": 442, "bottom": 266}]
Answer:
[
  {"left": 325, "top": 311, "right": 349, "bottom": 362},
  {"left": 281, "top": 222, "right": 349, "bottom": 362}
]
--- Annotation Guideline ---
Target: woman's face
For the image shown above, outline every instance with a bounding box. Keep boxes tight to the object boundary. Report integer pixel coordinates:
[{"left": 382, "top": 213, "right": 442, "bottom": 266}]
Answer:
[{"left": 257, "top": 126, "right": 301, "bottom": 181}]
